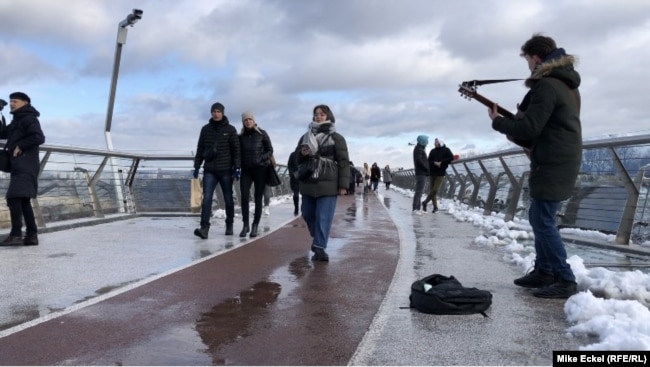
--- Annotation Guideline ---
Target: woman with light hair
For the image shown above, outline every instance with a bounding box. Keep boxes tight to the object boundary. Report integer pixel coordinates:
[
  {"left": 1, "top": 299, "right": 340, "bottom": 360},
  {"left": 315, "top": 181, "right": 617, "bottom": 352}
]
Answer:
[{"left": 238, "top": 111, "right": 273, "bottom": 238}]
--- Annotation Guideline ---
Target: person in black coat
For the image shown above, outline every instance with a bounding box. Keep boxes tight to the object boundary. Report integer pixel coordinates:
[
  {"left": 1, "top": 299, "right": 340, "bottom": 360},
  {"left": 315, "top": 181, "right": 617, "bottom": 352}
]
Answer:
[
  {"left": 238, "top": 111, "right": 273, "bottom": 238},
  {"left": 422, "top": 138, "right": 453, "bottom": 213},
  {"left": 347, "top": 161, "right": 358, "bottom": 195},
  {"left": 287, "top": 151, "right": 300, "bottom": 215},
  {"left": 0, "top": 92, "right": 45, "bottom": 246},
  {"left": 370, "top": 162, "right": 381, "bottom": 192},
  {"left": 192, "top": 102, "right": 241, "bottom": 238},
  {"left": 412, "top": 135, "right": 430, "bottom": 214}
]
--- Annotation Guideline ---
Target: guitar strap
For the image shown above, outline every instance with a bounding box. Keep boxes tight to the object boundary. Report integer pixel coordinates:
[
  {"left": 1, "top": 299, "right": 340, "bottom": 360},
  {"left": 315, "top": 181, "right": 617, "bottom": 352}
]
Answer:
[{"left": 463, "top": 78, "right": 523, "bottom": 86}]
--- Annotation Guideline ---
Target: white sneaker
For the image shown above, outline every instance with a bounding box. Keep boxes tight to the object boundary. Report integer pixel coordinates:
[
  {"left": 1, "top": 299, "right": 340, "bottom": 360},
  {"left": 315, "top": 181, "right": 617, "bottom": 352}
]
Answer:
[
  {"left": 412, "top": 210, "right": 422, "bottom": 216},
  {"left": 264, "top": 207, "right": 270, "bottom": 216}
]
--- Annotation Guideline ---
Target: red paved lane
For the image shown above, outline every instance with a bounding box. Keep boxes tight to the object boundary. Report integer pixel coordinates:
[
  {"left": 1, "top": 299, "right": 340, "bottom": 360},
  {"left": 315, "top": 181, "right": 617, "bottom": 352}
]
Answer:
[{"left": 0, "top": 194, "right": 399, "bottom": 365}]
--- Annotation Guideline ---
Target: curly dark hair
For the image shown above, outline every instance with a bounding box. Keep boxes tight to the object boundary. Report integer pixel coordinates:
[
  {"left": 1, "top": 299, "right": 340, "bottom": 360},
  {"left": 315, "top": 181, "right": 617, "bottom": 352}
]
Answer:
[{"left": 520, "top": 33, "right": 557, "bottom": 59}]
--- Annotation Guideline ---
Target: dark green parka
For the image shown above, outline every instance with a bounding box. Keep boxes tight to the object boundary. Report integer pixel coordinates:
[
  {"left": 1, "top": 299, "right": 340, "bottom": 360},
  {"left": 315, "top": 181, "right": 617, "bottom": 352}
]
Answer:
[
  {"left": 295, "top": 122, "right": 350, "bottom": 197},
  {"left": 492, "top": 54, "right": 582, "bottom": 201}
]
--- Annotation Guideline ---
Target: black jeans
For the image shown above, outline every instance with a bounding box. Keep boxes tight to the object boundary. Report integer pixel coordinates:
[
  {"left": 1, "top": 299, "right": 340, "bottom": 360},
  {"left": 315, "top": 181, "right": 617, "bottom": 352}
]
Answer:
[
  {"left": 240, "top": 167, "right": 266, "bottom": 225},
  {"left": 7, "top": 197, "right": 37, "bottom": 236}
]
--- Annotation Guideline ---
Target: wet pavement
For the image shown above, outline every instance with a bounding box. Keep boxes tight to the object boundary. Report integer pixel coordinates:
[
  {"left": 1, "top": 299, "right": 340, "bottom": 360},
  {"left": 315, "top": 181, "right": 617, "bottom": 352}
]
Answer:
[{"left": 0, "top": 189, "right": 596, "bottom": 365}]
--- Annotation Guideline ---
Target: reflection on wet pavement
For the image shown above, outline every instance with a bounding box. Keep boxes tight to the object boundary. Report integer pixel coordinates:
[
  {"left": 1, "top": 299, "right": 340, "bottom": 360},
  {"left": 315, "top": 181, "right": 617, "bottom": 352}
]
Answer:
[
  {"left": 287, "top": 256, "right": 312, "bottom": 280},
  {"left": 1, "top": 306, "right": 40, "bottom": 331},
  {"left": 196, "top": 281, "right": 282, "bottom": 364}
]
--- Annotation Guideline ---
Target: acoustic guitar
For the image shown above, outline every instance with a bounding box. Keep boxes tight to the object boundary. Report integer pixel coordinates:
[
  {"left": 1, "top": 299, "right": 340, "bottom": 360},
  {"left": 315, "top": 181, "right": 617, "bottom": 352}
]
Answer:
[{"left": 458, "top": 81, "right": 531, "bottom": 150}]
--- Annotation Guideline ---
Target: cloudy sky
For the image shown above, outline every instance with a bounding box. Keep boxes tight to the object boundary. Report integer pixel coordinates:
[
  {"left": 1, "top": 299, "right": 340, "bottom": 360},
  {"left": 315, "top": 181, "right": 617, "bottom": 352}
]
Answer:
[{"left": 1, "top": 0, "right": 649, "bottom": 169}]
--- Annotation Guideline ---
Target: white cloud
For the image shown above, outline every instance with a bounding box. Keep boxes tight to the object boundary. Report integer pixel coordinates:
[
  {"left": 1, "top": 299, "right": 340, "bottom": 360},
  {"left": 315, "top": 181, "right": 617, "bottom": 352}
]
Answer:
[{"left": 1, "top": 0, "right": 649, "bottom": 169}]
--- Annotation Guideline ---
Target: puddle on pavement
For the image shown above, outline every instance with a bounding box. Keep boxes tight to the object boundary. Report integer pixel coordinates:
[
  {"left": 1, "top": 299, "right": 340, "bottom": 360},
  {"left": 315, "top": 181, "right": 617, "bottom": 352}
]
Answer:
[
  {"left": 195, "top": 281, "right": 282, "bottom": 364},
  {"left": 191, "top": 255, "right": 313, "bottom": 364}
]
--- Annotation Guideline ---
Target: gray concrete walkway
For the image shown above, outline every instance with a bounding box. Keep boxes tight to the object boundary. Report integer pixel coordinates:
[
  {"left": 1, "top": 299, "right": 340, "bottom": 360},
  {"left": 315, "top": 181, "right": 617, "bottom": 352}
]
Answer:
[{"left": 0, "top": 189, "right": 591, "bottom": 365}]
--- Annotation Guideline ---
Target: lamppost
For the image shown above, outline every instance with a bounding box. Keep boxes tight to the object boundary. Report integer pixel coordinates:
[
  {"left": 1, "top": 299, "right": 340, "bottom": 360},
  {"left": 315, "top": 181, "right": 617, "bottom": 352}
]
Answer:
[
  {"left": 104, "top": 8, "right": 143, "bottom": 151},
  {"left": 104, "top": 9, "right": 143, "bottom": 213}
]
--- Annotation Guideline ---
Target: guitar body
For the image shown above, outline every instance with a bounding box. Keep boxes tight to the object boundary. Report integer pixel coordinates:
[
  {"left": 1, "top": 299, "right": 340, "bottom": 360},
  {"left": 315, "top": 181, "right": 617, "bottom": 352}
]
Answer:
[
  {"left": 458, "top": 82, "right": 532, "bottom": 149},
  {"left": 507, "top": 136, "right": 532, "bottom": 150}
]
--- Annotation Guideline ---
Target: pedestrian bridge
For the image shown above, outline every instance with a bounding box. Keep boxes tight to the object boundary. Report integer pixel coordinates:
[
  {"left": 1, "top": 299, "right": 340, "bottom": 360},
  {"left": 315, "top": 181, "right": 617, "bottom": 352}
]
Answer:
[
  {"left": 0, "top": 135, "right": 649, "bottom": 364},
  {"left": 2, "top": 133, "right": 648, "bottom": 246},
  {"left": 1, "top": 188, "right": 616, "bottom": 365}
]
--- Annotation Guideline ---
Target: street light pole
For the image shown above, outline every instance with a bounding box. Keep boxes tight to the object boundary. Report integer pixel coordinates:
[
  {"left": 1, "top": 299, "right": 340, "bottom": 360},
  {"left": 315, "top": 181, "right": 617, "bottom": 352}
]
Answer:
[
  {"left": 104, "top": 9, "right": 143, "bottom": 213},
  {"left": 104, "top": 8, "right": 143, "bottom": 151}
]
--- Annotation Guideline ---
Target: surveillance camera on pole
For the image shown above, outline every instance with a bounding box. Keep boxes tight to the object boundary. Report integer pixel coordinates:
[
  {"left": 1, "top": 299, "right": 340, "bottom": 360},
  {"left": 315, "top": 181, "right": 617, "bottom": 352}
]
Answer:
[
  {"left": 117, "top": 9, "right": 143, "bottom": 44},
  {"left": 119, "top": 9, "right": 143, "bottom": 28}
]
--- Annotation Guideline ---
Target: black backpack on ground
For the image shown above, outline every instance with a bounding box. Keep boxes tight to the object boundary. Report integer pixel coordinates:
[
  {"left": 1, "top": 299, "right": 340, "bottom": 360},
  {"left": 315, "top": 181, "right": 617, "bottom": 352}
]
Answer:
[{"left": 409, "top": 274, "right": 492, "bottom": 317}]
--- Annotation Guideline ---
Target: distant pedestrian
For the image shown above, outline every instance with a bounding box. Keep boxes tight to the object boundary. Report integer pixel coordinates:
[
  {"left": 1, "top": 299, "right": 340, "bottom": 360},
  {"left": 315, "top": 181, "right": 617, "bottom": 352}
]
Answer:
[
  {"left": 489, "top": 33, "right": 582, "bottom": 299},
  {"left": 287, "top": 151, "right": 300, "bottom": 215},
  {"left": 412, "top": 135, "right": 429, "bottom": 215},
  {"left": 347, "top": 161, "right": 358, "bottom": 195},
  {"left": 193, "top": 102, "right": 241, "bottom": 239},
  {"left": 0, "top": 92, "right": 45, "bottom": 246},
  {"left": 361, "top": 162, "right": 371, "bottom": 193},
  {"left": 422, "top": 138, "right": 453, "bottom": 213},
  {"left": 263, "top": 185, "right": 271, "bottom": 216},
  {"left": 295, "top": 104, "right": 349, "bottom": 261},
  {"left": 383, "top": 164, "right": 392, "bottom": 190},
  {"left": 370, "top": 162, "right": 381, "bottom": 192}
]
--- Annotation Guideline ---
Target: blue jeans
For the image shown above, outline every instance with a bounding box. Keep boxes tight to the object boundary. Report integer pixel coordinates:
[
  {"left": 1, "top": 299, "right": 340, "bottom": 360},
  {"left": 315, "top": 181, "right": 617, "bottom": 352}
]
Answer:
[
  {"left": 412, "top": 175, "right": 426, "bottom": 210},
  {"left": 301, "top": 195, "right": 337, "bottom": 249},
  {"left": 529, "top": 198, "right": 575, "bottom": 282},
  {"left": 201, "top": 170, "right": 234, "bottom": 228}
]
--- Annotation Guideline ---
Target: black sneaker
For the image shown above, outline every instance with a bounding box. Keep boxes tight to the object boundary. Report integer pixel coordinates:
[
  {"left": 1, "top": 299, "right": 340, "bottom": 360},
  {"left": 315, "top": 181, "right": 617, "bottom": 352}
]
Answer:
[
  {"left": 311, "top": 247, "right": 329, "bottom": 262},
  {"left": 514, "top": 268, "right": 554, "bottom": 288},
  {"left": 422, "top": 201, "right": 428, "bottom": 212},
  {"left": 23, "top": 234, "right": 39, "bottom": 246},
  {"left": 532, "top": 280, "right": 578, "bottom": 299},
  {"left": 432, "top": 206, "right": 438, "bottom": 213},
  {"left": 194, "top": 227, "right": 209, "bottom": 239}
]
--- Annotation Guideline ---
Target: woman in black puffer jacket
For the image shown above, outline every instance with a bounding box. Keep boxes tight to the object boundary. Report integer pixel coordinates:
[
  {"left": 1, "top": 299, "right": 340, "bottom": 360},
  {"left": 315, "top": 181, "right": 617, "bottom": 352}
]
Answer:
[{"left": 238, "top": 111, "right": 273, "bottom": 238}]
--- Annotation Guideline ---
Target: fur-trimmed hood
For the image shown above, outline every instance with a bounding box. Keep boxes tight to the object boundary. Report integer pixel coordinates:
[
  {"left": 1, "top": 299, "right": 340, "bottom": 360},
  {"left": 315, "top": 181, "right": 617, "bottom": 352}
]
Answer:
[{"left": 525, "top": 54, "right": 580, "bottom": 89}]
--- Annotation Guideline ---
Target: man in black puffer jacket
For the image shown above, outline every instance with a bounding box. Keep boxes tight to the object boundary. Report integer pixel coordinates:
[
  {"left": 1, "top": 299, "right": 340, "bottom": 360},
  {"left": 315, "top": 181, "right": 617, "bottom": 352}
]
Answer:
[
  {"left": 0, "top": 92, "right": 45, "bottom": 246},
  {"left": 193, "top": 102, "right": 241, "bottom": 238}
]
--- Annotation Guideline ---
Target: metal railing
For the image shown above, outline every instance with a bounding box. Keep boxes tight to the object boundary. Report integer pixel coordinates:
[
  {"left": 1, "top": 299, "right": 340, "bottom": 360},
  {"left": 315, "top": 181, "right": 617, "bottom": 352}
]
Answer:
[
  {"left": 2, "top": 134, "right": 649, "bottom": 245},
  {"left": 0, "top": 143, "right": 292, "bottom": 231},
  {"left": 392, "top": 134, "right": 650, "bottom": 245}
]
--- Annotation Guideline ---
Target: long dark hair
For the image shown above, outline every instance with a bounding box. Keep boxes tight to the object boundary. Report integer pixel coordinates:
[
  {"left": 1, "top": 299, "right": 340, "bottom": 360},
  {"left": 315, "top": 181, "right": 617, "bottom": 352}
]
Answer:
[{"left": 313, "top": 104, "right": 335, "bottom": 123}]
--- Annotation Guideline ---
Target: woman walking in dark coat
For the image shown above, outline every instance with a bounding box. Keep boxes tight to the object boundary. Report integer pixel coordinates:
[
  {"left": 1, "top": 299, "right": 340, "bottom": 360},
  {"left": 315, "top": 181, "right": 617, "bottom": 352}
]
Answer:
[
  {"left": 0, "top": 92, "right": 45, "bottom": 246},
  {"left": 295, "top": 104, "right": 349, "bottom": 261},
  {"left": 238, "top": 111, "right": 273, "bottom": 238}
]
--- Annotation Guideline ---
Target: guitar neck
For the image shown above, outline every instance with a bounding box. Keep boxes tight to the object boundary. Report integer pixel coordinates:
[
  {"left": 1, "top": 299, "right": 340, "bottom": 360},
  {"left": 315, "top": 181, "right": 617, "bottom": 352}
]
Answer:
[{"left": 471, "top": 92, "right": 515, "bottom": 119}]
